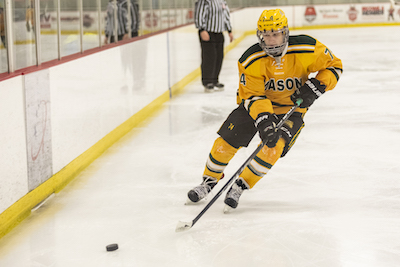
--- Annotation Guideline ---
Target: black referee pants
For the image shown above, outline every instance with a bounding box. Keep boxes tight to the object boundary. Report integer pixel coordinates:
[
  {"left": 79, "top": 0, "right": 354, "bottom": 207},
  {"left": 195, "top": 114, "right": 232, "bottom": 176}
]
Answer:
[{"left": 199, "top": 31, "right": 224, "bottom": 86}]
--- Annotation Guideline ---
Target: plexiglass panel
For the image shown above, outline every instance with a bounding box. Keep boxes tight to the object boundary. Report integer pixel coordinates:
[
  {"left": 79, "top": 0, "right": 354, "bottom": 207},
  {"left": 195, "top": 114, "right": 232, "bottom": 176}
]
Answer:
[
  {"left": 40, "top": 0, "right": 59, "bottom": 63},
  {"left": 60, "top": 0, "right": 80, "bottom": 57},
  {"left": 13, "top": 0, "right": 36, "bottom": 70},
  {"left": 83, "top": 0, "right": 100, "bottom": 50}
]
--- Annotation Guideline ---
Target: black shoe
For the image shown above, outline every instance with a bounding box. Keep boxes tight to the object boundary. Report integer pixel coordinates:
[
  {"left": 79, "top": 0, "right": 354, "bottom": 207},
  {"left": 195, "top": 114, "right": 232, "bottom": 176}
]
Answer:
[
  {"left": 204, "top": 83, "right": 214, "bottom": 93},
  {"left": 188, "top": 176, "right": 218, "bottom": 203},
  {"left": 213, "top": 83, "right": 225, "bottom": 91}
]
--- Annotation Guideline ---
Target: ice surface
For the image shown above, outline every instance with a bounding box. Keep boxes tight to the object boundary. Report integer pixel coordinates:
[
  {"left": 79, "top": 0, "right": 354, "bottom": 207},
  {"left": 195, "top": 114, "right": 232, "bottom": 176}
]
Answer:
[{"left": 0, "top": 26, "right": 400, "bottom": 267}]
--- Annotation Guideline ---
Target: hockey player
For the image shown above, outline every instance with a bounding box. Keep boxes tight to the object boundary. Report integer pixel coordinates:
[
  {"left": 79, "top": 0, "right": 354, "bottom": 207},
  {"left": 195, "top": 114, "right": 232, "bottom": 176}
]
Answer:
[{"left": 187, "top": 9, "right": 343, "bottom": 211}]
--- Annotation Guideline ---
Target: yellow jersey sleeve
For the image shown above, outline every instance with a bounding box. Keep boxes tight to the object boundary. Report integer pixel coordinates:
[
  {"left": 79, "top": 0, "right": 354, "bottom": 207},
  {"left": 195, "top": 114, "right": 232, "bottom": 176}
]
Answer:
[{"left": 308, "top": 39, "right": 343, "bottom": 92}]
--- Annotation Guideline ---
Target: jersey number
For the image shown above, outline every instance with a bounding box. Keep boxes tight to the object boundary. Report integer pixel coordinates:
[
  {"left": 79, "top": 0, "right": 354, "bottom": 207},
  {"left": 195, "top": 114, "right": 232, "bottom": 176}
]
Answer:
[
  {"left": 240, "top": 73, "right": 246, "bottom": 86},
  {"left": 325, "top": 48, "right": 334, "bottom": 60}
]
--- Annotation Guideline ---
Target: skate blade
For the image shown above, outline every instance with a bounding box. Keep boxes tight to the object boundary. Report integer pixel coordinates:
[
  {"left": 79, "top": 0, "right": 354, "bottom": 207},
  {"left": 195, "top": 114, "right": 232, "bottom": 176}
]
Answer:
[
  {"left": 185, "top": 197, "right": 200, "bottom": 205},
  {"left": 223, "top": 204, "right": 234, "bottom": 214}
]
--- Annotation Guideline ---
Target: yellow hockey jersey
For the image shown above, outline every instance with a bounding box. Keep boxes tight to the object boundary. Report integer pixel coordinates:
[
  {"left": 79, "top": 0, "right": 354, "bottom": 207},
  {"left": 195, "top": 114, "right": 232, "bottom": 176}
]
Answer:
[{"left": 237, "top": 34, "right": 343, "bottom": 119}]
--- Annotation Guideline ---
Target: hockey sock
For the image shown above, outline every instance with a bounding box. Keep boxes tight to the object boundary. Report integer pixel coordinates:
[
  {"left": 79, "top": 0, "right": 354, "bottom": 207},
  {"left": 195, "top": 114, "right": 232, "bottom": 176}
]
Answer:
[
  {"left": 203, "top": 137, "right": 238, "bottom": 180},
  {"left": 240, "top": 138, "right": 285, "bottom": 188}
]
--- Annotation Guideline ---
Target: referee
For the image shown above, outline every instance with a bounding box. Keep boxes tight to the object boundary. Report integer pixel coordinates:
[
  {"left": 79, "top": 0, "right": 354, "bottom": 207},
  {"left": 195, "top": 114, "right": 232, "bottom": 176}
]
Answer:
[
  {"left": 105, "top": 0, "right": 139, "bottom": 44},
  {"left": 195, "top": 0, "right": 233, "bottom": 93}
]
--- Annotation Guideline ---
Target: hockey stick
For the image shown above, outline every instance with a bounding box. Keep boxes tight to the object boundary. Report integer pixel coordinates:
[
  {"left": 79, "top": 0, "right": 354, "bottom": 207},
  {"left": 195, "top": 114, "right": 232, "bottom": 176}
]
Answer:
[{"left": 176, "top": 99, "right": 303, "bottom": 232}]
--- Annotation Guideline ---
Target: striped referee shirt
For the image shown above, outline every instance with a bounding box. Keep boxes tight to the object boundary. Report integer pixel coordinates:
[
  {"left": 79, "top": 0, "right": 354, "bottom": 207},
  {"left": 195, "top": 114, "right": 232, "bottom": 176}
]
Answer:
[
  {"left": 105, "top": 0, "right": 139, "bottom": 37},
  {"left": 195, "top": 0, "right": 232, "bottom": 33}
]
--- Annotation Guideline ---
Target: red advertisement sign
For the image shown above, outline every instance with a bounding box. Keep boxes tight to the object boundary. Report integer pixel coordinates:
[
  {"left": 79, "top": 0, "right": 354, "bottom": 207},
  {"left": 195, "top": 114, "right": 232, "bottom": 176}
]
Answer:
[
  {"left": 347, "top": 6, "right": 358, "bottom": 21},
  {"left": 305, "top": 6, "right": 317, "bottom": 23}
]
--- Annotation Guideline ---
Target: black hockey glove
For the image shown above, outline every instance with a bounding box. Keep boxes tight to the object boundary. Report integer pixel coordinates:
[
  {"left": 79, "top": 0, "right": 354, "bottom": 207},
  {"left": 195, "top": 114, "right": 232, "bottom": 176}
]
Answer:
[
  {"left": 291, "top": 78, "right": 326, "bottom": 108},
  {"left": 255, "top": 112, "right": 281, "bottom": 148}
]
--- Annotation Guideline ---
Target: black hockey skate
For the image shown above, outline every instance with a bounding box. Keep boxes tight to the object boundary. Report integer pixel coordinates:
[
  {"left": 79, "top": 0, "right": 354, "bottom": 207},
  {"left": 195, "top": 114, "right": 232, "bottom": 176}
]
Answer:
[
  {"left": 187, "top": 176, "right": 218, "bottom": 203},
  {"left": 224, "top": 178, "right": 249, "bottom": 213}
]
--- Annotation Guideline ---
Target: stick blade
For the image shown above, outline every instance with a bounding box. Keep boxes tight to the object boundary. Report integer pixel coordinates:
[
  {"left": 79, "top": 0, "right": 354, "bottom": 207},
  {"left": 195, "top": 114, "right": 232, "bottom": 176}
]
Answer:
[{"left": 175, "top": 220, "right": 193, "bottom": 232}]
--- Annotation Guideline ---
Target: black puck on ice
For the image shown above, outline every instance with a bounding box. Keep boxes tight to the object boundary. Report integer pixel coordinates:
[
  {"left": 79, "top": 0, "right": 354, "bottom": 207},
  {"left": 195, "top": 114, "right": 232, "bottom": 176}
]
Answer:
[{"left": 106, "top": 243, "right": 118, "bottom": 251}]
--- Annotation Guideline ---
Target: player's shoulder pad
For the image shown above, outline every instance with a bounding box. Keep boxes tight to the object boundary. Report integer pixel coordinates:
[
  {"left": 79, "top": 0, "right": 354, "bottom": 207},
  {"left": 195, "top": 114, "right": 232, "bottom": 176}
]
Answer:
[
  {"left": 287, "top": 35, "right": 317, "bottom": 55},
  {"left": 289, "top": 35, "right": 317, "bottom": 46},
  {"left": 239, "top": 43, "right": 267, "bottom": 69}
]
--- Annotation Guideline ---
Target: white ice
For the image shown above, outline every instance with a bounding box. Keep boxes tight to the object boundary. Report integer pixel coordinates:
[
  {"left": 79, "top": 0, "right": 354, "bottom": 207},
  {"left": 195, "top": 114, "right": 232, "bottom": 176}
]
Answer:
[{"left": 1, "top": 26, "right": 400, "bottom": 267}]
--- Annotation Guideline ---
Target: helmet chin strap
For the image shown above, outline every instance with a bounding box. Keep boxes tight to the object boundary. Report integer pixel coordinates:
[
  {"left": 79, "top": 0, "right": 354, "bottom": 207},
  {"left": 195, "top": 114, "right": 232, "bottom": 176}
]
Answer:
[
  {"left": 264, "top": 41, "right": 288, "bottom": 60},
  {"left": 269, "top": 43, "right": 287, "bottom": 68},
  {"left": 273, "top": 42, "right": 288, "bottom": 61}
]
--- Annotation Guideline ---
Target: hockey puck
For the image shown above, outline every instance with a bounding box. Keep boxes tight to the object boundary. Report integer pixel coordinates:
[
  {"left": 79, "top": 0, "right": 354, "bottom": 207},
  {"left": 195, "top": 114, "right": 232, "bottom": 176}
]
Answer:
[{"left": 106, "top": 243, "right": 118, "bottom": 251}]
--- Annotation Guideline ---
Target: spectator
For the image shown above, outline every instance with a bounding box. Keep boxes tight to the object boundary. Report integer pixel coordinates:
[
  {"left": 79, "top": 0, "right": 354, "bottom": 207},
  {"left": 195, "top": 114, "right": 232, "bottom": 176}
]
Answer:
[
  {"left": 388, "top": 4, "right": 395, "bottom": 21},
  {"left": 105, "top": 0, "right": 139, "bottom": 44},
  {"left": 0, "top": 1, "right": 5, "bottom": 48},
  {"left": 26, "top": 1, "right": 35, "bottom": 32}
]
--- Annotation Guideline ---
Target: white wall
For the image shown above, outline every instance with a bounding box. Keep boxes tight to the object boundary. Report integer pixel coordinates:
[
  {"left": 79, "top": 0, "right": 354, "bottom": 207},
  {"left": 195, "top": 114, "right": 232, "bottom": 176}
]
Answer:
[{"left": 0, "top": 76, "right": 28, "bottom": 213}]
